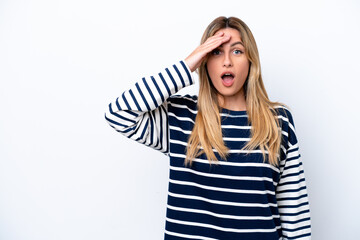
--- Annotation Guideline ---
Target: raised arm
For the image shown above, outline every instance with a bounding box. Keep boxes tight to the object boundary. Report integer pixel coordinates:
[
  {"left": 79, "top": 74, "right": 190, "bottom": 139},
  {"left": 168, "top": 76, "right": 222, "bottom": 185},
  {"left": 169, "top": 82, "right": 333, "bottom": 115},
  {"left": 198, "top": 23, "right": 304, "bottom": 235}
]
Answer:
[
  {"left": 105, "top": 31, "right": 231, "bottom": 154},
  {"left": 105, "top": 61, "right": 194, "bottom": 154}
]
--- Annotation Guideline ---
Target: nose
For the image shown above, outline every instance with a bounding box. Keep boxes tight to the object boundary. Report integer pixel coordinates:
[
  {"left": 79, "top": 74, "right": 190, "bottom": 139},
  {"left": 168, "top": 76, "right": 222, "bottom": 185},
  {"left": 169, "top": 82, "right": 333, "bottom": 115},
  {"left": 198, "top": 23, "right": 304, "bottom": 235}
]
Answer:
[{"left": 223, "top": 52, "right": 232, "bottom": 67}]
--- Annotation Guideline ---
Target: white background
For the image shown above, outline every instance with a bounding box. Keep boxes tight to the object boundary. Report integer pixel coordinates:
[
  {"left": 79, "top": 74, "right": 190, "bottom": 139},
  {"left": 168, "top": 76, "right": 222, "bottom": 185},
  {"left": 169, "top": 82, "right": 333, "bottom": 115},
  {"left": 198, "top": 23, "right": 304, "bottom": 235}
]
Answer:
[{"left": 1, "top": 0, "right": 359, "bottom": 239}]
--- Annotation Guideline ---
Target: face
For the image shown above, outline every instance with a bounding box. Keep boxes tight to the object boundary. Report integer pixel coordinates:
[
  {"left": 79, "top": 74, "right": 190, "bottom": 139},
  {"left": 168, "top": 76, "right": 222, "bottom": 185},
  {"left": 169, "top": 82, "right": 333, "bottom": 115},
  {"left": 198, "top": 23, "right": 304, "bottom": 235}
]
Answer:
[{"left": 206, "top": 28, "right": 250, "bottom": 106}]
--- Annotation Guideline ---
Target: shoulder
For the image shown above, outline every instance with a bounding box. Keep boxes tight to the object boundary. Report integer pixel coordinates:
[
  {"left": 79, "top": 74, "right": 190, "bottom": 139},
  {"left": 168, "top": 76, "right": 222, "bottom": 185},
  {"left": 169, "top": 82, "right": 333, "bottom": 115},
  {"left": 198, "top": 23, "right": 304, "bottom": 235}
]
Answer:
[
  {"left": 274, "top": 105, "right": 301, "bottom": 149},
  {"left": 273, "top": 104, "right": 296, "bottom": 131},
  {"left": 273, "top": 104, "right": 293, "bottom": 122}
]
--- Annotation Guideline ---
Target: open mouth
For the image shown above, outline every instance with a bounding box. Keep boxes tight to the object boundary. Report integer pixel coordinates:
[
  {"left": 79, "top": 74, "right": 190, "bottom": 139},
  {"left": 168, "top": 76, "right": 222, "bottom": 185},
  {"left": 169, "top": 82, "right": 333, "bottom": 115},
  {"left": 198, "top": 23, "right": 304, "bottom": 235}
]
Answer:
[{"left": 221, "top": 73, "right": 235, "bottom": 87}]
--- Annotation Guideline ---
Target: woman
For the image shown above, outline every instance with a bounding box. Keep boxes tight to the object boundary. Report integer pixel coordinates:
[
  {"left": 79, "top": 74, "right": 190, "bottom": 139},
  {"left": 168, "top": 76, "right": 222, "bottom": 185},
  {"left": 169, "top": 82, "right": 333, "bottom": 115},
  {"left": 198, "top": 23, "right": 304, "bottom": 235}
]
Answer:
[{"left": 105, "top": 16, "right": 311, "bottom": 240}]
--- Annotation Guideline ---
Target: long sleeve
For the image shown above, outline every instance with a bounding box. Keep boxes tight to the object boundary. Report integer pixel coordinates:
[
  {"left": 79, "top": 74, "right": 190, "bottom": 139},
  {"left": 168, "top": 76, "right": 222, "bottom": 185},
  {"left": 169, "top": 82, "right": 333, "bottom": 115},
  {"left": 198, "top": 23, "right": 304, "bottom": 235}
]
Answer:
[
  {"left": 105, "top": 60, "right": 194, "bottom": 154},
  {"left": 276, "top": 110, "right": 311, "bottom": 239}
]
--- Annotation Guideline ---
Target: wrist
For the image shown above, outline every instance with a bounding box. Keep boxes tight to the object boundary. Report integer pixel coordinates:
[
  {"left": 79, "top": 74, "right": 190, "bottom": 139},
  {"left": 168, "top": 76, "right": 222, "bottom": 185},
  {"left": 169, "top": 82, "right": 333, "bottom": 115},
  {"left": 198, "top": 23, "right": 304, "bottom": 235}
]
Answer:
[{"left": 184, "top": 56, "right": 196, "bottom": 72}]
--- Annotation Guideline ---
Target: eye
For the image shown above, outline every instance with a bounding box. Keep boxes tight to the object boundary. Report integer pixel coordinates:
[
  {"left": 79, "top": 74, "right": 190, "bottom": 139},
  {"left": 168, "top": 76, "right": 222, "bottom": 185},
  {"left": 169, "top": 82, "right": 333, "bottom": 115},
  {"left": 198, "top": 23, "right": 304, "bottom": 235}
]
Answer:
[
  {"left": 212, "top": 49, "right": 221, "bottom": 55},
  {"left": 233, "top": 49, "right": 244, "bottom": 55}
]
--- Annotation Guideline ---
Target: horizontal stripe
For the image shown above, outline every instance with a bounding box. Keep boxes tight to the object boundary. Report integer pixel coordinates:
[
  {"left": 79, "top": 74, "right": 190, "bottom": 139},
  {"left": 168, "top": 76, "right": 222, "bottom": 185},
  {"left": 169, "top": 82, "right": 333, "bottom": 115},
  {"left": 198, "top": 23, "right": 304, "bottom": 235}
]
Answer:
[
  {"left": 167, "top": 204, "right": 280, "bottom": 221},
  {"left": 170, "top": 126, "right": 192, "bottom": 135},
  {"left": 222, "top": 124, "right": 252, "bottom": 129},
  {"left": 220, "top": 113, "right": 248, "bottom": 118},
  {"left": 168, "top": 102, "right": 197, "bottom": 114},
  {"left": 166, "top": 217, "right": 279, "bottom": 233},
  {"left": 164, "top": 230, "right": 217, "bottom": 240},
  {"left": 169, "top": 112, "right": 195, "bottom": 123},
  {"left": 170, "top": 94, "right": 197, "bottom": 102},
  {"left": 280, "top": 212, "right": 310, "bottom": 222},
  {"left": 170, "top": 165, "right": 276, "bottom": 185},
  {"left": 168, "top": 185, "right": 276, "bottom": 203},
  {"left": 223, "top": 137, "right": 250, "bottom": 141},
  {"left": 169, "top": 153, "right": 280, "bottom": 173}
]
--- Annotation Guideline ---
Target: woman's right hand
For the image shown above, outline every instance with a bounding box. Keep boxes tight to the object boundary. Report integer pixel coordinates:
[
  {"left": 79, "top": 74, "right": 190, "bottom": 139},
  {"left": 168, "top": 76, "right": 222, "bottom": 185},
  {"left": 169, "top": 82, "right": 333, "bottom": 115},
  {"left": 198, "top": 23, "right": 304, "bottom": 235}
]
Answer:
[{"left": 185, "top": 31, "right": 231, "bottom": 72}]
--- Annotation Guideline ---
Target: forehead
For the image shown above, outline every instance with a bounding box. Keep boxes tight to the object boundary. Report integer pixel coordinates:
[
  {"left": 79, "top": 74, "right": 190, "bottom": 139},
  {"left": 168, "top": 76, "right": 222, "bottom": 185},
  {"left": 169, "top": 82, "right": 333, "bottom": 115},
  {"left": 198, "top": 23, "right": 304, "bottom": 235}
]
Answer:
[{"left": 215, "top": 28, "right": 242, "bottom": 42}]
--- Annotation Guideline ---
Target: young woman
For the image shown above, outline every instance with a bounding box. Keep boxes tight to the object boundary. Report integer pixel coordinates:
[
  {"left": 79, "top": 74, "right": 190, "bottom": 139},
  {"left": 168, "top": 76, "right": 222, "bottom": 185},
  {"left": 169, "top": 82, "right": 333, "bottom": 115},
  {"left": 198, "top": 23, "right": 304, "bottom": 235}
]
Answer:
[{"left": 105, "top": 16, "right": 311, "bottom": 240}]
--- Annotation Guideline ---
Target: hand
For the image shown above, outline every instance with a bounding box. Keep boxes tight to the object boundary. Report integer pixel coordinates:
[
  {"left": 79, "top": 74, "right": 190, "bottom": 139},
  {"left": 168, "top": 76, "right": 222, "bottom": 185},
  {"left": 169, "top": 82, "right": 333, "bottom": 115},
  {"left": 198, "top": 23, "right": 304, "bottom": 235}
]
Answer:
[{"left": 185, "top": 31, "right": 231, "bottom": 72}]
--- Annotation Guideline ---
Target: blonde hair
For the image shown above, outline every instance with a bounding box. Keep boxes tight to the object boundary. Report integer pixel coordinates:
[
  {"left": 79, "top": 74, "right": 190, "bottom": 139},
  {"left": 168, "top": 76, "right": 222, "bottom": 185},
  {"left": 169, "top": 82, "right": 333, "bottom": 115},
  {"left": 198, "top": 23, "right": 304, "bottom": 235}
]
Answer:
[{"left": 185, "top": 16, "right": 286, "bottom": 166}]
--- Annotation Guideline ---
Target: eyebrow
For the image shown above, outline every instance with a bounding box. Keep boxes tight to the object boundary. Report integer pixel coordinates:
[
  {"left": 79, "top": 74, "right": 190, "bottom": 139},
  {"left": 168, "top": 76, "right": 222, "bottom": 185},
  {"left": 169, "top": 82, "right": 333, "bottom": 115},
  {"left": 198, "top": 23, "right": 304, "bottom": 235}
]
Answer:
[
  {"left": 231, "top": 41, "right": 244, "bottom": 47},
  {"left": 219, "top": 41, "right": 244, "bottom": 48}
]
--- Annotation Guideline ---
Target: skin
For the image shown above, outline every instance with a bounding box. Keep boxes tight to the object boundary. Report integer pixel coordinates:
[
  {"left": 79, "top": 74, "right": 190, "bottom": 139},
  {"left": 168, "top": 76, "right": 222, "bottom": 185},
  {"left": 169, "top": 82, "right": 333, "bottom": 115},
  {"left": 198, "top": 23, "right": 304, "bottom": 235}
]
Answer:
[{"left": 185, "top": 28, "right": 250, "bottom": 111}]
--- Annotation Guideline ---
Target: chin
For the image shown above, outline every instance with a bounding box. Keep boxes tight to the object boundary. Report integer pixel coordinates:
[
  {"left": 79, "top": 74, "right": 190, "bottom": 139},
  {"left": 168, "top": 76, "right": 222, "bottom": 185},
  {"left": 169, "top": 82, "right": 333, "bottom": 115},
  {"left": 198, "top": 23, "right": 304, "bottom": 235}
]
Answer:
[{"left": 217, "top": 89, "right": 242, "bottom": 97}]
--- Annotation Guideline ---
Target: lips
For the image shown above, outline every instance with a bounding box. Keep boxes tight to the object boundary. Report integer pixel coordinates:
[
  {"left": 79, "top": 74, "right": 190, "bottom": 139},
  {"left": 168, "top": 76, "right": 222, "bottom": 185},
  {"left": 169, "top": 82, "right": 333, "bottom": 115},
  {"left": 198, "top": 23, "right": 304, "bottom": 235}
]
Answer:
[{"left": 221, "top": 72, "right": 235, "bottom": 87}]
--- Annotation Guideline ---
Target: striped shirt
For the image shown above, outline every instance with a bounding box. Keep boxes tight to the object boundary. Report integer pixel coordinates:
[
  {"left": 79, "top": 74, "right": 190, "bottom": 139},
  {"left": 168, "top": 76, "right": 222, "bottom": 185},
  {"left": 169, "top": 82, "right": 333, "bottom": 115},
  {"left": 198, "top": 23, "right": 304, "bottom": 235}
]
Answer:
[{"left": 105, "top": 60, "right": 311, "bottom": 240}]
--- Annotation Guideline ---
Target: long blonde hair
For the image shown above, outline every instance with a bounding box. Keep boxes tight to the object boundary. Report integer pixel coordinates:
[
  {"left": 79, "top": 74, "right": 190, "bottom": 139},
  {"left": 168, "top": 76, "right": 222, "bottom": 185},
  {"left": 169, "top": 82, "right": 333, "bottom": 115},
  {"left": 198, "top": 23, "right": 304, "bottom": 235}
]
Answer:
[{"left": 185, "top": 16, "right": 286, "bottom": 166}]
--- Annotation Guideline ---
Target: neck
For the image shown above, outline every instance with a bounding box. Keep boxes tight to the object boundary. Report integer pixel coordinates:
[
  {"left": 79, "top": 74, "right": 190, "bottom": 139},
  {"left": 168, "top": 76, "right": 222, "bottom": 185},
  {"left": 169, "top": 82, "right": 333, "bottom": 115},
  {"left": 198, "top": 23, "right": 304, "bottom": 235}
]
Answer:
[{"left": 217, "top": 90, "right": 247, "bottom": 111}]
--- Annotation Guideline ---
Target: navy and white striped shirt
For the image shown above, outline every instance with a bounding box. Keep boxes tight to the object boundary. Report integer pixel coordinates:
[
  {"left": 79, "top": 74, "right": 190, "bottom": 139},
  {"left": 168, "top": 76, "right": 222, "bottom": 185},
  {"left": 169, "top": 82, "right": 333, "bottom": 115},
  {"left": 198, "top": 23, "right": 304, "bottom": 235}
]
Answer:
[{"left": 105, "top": 60, "right": 311, "bottom": 240}]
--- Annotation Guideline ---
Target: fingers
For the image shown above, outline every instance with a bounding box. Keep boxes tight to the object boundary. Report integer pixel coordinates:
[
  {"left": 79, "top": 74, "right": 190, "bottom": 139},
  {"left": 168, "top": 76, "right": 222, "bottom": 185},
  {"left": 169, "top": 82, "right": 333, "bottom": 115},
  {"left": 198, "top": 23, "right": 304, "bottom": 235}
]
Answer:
[
  {"left": 201, "top": 32, "right": 231, "bottom": 53},
  {"left": 185, "top": 32, "right": 231, "bottom": 72},
  {"left": 208, "top": 31, "right": 231, "bottom": 45}
]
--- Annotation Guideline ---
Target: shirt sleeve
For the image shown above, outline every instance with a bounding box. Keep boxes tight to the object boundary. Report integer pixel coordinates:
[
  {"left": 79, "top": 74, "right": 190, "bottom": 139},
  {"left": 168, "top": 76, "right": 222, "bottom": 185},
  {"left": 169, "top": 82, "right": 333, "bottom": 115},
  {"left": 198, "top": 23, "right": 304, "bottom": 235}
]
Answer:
[
  {"left": 276, "top": 110, "right": 312, "bottom": 239},
  {"left": 104, "top": 60, "right": 194, "bottom": 155}
]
